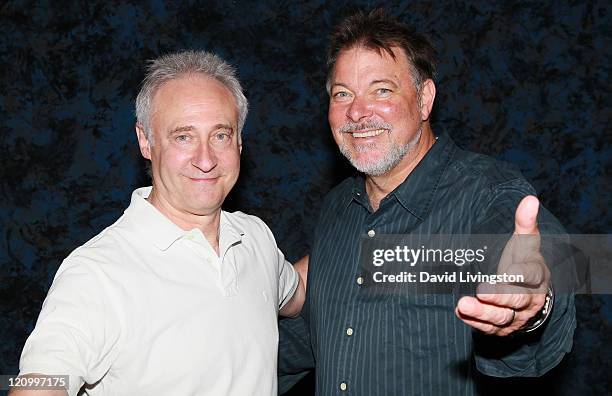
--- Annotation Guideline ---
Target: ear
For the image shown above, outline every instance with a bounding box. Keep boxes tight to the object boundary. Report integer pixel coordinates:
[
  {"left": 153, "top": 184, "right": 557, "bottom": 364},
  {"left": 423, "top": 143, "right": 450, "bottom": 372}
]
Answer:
[
  {"left": 136, "top": 123, "right": 152, "bottom": 160},
  {"left": 419, "top": 79, "right": 436, "bottom": 122}
]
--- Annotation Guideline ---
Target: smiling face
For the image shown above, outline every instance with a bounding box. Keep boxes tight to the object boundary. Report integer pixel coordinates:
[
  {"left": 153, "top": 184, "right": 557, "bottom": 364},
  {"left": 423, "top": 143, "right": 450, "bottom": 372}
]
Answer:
[
  {"left": 136, "top": 75, "right": 241, "bottom": 219},
  {"left": 328, "top": 45, "right": 434, "bottom": 176}
]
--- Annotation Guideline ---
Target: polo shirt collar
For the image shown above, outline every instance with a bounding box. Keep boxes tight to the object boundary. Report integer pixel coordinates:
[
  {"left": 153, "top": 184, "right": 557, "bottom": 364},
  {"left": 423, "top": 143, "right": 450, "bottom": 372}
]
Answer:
[
  {"left": 219, "top": 211, "right": 245, "bottom": 257},
  {"left": 346, "top": 132, "right": 456, "bottom": 220},
  {"left": 125, "top": 187, "right": 185, "bottom": 251},
  {"left": 125, "top": 187, "right": 244, "bottom": 252}
]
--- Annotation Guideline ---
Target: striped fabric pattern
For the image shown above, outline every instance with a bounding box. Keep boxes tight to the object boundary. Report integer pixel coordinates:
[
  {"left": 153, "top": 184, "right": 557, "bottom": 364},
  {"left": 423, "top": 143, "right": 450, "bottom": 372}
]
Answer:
[{"left": 279, "top": 133, "right": 575, "bottom": 395}]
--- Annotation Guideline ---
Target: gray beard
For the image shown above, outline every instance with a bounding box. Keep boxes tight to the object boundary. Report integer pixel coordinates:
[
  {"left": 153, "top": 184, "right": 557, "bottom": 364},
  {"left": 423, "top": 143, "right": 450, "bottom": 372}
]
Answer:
[{"left": 339, "top": 125, "right": 423, "bottom": 176}]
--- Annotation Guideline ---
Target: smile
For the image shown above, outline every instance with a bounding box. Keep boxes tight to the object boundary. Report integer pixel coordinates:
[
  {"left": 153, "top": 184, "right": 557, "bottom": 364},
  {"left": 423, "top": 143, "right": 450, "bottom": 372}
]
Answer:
[
  {"left": 188, "top": 176, "right": 219, "bottom": 182},
  {"left": 349, "top": 128, "right": 388, "bottom": 138}
]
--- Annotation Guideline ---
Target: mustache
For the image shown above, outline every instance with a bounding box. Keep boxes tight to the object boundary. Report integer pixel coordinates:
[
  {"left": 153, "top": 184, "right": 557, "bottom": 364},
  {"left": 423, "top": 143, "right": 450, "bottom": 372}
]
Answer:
[{"left": 338, "top": 121, "right": 393, "bottom": 134}]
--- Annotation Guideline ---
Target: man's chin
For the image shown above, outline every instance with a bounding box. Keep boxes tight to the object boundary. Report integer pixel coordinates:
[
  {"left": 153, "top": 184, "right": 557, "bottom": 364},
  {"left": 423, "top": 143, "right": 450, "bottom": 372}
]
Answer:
[
  {"left": 347, "top": 150, "right": 409, "bottom": 176},
  {"left": 349, "top": 159, "right": 387, "bottom": 176},
  {"left": 180, "top": 190, "right": 224, "bottom": 212},
  {"left": 350, "top": 152, "right": 384, "bottom": 167},
  {"left": 186, "top": 204, "right": 223, "bottom": 217}
]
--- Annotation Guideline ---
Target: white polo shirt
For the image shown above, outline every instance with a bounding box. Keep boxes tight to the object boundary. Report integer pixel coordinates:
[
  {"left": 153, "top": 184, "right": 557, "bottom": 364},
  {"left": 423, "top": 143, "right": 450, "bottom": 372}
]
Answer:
[{"left": 19, "top": 187, "right": 298, "bottom": 396}]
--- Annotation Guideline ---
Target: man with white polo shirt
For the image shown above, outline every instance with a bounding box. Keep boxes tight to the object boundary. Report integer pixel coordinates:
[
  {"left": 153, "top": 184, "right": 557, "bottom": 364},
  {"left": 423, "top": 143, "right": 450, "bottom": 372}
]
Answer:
[{"left": 12, "top": 50, "right": 305, "bottom": 396}]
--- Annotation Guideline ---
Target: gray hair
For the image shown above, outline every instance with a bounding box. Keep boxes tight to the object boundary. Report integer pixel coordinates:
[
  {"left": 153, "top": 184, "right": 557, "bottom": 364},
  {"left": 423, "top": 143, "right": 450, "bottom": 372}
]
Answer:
[{"left": 135, "top": 50, "right": 248, "bottom": 143}]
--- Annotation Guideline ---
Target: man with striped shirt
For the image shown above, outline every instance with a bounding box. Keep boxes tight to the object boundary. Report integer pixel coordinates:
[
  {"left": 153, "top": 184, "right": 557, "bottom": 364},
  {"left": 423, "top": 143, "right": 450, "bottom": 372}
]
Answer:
[{"left": 279, "top": 9, "right": 575, "bottom": 395}]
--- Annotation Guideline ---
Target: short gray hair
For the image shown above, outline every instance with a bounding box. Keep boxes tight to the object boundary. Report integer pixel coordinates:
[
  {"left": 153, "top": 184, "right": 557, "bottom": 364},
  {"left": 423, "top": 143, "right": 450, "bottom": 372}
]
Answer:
[{"left": 135, "top": 50, "right": 248, "bottom": 142}]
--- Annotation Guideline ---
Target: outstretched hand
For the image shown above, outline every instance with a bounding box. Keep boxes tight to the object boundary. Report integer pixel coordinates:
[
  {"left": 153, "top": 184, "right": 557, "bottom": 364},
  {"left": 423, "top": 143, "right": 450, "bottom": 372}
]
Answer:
[{"left": 455, "top": 195, "right": 549, "bottom": 336}]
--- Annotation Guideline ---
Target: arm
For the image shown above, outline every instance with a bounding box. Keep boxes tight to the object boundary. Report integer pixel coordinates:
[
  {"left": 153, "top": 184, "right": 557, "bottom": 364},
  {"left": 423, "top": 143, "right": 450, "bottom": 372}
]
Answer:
[
  {"left": 279, "top": 255, "right": 309, "bottom": 317},
  {"left": 277, "top": 257, "right": 314, "bottom": 392},
  {"left": 456, "top": 180, "right": 575, "bottom": 376},
  {"left": 16, "top": 256, "right": 118, "bottom": 395},
  {"left": 278, "top": 314, "right": 315, "bottom": 394}
]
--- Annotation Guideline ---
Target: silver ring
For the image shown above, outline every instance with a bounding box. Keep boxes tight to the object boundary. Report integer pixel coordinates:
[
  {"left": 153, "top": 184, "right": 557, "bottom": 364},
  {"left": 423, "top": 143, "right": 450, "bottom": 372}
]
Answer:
[{"left": 508, "top": 308, "right": 516, "bottom": 324}]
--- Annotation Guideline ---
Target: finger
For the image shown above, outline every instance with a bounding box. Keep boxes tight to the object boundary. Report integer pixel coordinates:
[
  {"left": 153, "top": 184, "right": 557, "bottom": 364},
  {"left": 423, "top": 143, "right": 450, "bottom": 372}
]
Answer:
[
  {"left": 475, "top": 284, "right": 532, "bottom": 310},
  {"left": 476, "top": 285, "right": 533, "bottom": 310},
  {"left": 455, "top": 309, "right": 517, "bottom": 335},
  {"left": 455, "top": 307, "right": 499, "bottom": 335},
  {"left": 475, "top": 288, "right": 548, "bottom": 318},
  {"left": 514, "top": 195, "right": 540, "bottom": 235},
  {"left": 504, "top": 261, "right": 546, "bottom": 286},
  {"left": 456, "top": 296, "right": 516, "bottom": 326}
]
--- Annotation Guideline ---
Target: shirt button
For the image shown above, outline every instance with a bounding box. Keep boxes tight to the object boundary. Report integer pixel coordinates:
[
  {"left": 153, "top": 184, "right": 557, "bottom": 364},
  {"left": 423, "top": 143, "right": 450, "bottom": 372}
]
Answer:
[
  {"left": 206, "top": 257, "right": 212, "bottom": 264},
  {"left": 340, "top": 382, "right": 347, "bottom": 391},
  {"left": 367, "top": 229, "right": 375, "bottom": 237},
  {"left": 346, "top": 327, "right": 354, "bottom": 336},
  {"left": 356, "top": 276, "right": 364, "bottom": 285}
]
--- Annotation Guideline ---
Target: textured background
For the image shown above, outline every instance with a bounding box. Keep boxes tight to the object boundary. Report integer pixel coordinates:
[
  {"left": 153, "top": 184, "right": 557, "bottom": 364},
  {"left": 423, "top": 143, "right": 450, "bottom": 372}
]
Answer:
[{"left": 0, "top": 0, "right": 610, "bottom": 394}]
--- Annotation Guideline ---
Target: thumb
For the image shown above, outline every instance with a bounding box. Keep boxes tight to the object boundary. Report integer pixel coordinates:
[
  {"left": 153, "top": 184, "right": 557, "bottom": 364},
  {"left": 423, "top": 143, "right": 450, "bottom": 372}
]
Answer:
[{"left": 514, "top": 195, "right": 540, "bottom": 235}]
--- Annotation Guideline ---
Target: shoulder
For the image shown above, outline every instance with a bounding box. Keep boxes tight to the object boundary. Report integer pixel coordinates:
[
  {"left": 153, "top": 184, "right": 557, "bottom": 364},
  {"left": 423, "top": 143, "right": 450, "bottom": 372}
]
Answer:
[
  {"left": 449, "top": 147, "right": 533, "bottom": 192},
  {"left": 442, "top": 145, "right": 542, "bottom": 231},
  {"left": 223, "top": 210, "right": 272, "bottom": 232},
  {"left": 443, "top": 147, "right": 537, "bottom": 217},
  {"left": 58, "top": 214, "right": 131, "bottom": 278},
  {"left": 447, "top": 148, "right": 565, "bottom": 232}
]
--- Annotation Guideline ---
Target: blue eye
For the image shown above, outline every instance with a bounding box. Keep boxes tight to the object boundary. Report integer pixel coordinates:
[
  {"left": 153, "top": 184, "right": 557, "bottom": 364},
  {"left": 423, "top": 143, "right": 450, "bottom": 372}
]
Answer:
[
  {"left": 333, "top": 91, "right": 351, "bottom": 99},
  {"left": 376, "top": 88, "right": 391, "bottom": 95},
  {"left": 176, "top": 135, "right": 190, "bottom": 142},
  {"left": 211, "top": 130, "right": 234, "bottom": 147}
]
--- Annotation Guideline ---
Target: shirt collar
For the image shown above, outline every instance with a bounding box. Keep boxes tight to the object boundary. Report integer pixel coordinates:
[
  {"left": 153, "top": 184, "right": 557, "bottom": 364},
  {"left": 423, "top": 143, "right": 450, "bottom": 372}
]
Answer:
[
  {"left": 348, "top": 178, "right": 370, "bottom": 210},
  {"left": 125, "top": 187, "right": 244, "bottom": 252},
  {"left": 124, "top": 187, "right": 184, "bottom": 251},
  {"left": 219, "top": 211, "right": 245, "bottom": 257},
  {"left": 344, "top": 132, "right": 456, "bottom": 220}
]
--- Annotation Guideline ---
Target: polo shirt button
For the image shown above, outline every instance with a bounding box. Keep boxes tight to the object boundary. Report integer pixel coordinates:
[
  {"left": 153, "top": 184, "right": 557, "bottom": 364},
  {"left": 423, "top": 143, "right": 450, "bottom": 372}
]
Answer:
[
  {"left": 340, "top": 382, "right": 347, "bottom": 391},
  {"left": 367, "top": 229, "right": 375, "bottom": 237},
  {"left": 206, "top": 258, "right": 212, "bottom": 264},
  {"left": 346, "top": 327, "right": 354, "bottom": 336},
  {"left": 356, "top": 276, "right": 364, "bottom": 285}
]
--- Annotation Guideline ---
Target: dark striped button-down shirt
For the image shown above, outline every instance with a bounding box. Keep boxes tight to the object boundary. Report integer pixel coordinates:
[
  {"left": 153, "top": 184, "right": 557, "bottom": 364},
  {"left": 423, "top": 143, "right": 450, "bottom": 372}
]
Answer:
[{"left": 279, "top": 133, "right": 575, "bottom": 395}]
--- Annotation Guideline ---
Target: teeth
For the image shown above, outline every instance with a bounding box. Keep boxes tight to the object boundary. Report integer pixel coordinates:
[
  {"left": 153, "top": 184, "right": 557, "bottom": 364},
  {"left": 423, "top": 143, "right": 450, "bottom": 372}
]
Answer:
[{"left": 351, "top": 129, "right": 386, "bottom": 138}]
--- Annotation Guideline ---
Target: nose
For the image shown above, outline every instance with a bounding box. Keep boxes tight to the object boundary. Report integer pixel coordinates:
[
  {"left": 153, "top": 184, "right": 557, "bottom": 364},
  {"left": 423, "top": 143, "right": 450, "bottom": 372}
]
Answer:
[
  {"left": 346, "top": 95, "right": 373, "bottom": 122},
  {"left": 192, "top": 140, "right": 218, "bottom": 173}
]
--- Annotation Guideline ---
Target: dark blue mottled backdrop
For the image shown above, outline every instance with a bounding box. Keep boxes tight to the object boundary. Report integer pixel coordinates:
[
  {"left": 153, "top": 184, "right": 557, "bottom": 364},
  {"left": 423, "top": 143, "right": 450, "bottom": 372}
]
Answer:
[{"left": 1, "top": 1, "right": 610, "bottom": 395}]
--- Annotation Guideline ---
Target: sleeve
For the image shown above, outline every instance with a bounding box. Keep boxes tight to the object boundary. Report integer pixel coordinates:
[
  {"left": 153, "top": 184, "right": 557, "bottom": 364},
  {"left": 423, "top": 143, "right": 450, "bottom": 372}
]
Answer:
[
  {"left": 277, "top": 251, "right": 299, "bottom": 309},
  {"left": 18, "top": 256, "right": 119, "bottom": 396},
  {"left": 250, "top": 214, "right": 299, "bottom": 309},
  {"left": 472, "top": 178, "right": 576, "bottom": 377}
]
